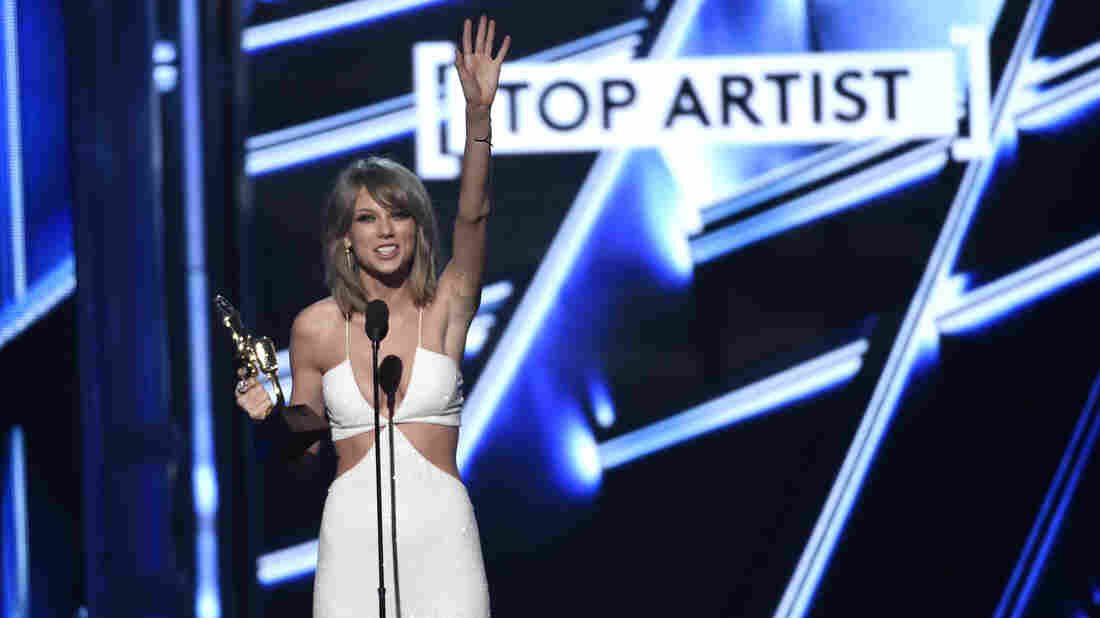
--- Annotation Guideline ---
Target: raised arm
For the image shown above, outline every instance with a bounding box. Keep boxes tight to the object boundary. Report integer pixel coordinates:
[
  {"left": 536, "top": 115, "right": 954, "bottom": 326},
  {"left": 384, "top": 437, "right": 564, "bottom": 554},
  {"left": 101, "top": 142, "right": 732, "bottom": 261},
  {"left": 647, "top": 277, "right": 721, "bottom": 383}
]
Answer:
[{"left": 441, "top": 16, "right": 511, "bottom": 316}]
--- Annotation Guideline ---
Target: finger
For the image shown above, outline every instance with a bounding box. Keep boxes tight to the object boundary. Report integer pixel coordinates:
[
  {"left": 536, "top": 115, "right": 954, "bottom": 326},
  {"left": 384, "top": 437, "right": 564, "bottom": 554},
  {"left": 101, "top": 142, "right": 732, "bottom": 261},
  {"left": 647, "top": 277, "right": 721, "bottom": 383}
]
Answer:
[
  {"left": 462, "top": 18, "right": 472, "bottom": 55},
  {"left": 475, "top": 15, "right": 487, "bottom": 54},
  {"left": 495, "top": 34, "right": 511, "bottom": 63},
  {"left": 486, "top": 19, "right": 495, "bottom": 57},
  {"left": 248, "top": 393, "right": 269, "bottom": 413}
]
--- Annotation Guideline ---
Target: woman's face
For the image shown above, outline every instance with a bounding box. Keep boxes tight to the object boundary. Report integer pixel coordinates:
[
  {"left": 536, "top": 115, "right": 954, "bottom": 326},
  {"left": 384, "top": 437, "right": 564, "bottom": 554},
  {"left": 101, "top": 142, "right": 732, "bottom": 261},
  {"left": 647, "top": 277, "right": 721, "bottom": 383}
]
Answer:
[{"left": 347, "top": 189, "right": 417, "bottom": 278}]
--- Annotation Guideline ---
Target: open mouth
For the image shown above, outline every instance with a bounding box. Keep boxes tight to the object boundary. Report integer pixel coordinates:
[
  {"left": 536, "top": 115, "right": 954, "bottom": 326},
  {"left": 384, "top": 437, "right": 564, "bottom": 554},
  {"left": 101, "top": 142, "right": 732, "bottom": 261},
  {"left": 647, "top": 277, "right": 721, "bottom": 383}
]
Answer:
[{"left": 375, "top": 244, "right": 398, "bottom": 258}]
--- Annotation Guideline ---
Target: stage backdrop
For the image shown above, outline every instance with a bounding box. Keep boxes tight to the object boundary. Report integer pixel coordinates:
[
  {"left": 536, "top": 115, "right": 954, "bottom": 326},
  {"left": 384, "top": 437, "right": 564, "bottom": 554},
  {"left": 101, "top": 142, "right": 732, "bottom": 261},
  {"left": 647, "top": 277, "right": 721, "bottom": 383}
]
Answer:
[{"left": 238, "top": 1, "right": 1100, "bottom": 616}]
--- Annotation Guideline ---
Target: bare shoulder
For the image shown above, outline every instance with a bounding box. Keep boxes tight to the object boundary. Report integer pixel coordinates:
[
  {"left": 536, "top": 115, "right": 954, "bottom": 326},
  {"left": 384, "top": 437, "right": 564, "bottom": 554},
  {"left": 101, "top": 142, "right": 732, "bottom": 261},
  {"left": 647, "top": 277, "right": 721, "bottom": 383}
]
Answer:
[
  {"left": 291, "top": 297, "right": 344, "bottom": 363},
  {"left": 294, "top": 297, "right": 343, "bottom": 333}
]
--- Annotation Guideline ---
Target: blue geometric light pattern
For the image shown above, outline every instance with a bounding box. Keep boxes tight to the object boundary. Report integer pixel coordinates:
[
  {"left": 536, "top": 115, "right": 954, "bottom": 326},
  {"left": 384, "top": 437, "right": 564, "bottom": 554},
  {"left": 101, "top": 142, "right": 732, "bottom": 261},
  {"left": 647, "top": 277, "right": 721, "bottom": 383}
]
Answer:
[
  {"left": 242, "top": 0, "right": 447, "bottom": 53},
  {"left": 247, "top": 0, "right": 1100, "bottom": 605},
  {"left": 774, "top": 2, "right": 1100, "bottom": 616},
  {"left": 0, "top": 0, "right": 75, "bottom": 351},
  {"left": 991, "top": 369, "right": 1100, "bottom": 618}
]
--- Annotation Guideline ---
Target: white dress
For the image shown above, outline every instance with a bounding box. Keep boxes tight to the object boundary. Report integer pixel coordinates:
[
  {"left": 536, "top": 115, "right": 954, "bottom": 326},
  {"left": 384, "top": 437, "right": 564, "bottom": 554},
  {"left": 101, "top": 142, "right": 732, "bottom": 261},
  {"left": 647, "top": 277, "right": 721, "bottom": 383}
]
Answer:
[{"left": 313, "top": 314, "right": 489, "bottom": 617}]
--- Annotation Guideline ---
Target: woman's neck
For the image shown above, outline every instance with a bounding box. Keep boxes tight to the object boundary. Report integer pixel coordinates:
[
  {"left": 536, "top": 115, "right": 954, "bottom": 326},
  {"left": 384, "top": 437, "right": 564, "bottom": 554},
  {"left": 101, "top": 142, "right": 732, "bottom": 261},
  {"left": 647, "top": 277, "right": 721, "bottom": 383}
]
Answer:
[{"left": 358, "top": 269, "right": 415, "bottom": 310}]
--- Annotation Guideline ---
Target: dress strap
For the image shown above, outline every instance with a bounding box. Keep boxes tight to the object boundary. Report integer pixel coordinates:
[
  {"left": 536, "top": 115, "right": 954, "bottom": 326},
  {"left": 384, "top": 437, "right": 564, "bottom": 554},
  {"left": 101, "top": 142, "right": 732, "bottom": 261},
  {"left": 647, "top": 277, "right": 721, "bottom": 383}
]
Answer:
[{"left": 417, "top": 307, "right": 423, "bottom": 348}]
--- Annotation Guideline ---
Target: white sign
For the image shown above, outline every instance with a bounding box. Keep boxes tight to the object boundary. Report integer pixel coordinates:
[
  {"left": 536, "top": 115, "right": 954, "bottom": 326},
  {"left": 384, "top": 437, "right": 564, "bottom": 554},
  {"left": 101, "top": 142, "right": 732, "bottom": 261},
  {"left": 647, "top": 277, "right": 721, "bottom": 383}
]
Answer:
[{"left": 415, "top": 41, "right": 987, "bottom": 179}]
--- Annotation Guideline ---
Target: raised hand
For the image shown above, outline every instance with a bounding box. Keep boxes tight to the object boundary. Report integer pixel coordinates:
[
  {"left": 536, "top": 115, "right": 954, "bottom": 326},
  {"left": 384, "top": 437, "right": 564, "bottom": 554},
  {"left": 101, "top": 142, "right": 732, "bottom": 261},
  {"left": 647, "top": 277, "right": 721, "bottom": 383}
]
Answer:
[{"left": 454, "top": 16, "right": 511, "bottom": 114}]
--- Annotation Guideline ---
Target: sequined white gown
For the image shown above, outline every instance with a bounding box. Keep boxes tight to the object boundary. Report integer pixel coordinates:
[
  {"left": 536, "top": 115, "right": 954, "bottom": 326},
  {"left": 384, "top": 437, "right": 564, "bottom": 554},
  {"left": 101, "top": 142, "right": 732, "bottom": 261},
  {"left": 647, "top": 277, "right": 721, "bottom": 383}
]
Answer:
[{"left": 313, "top": 315, "right": 489, "bottom": 617}]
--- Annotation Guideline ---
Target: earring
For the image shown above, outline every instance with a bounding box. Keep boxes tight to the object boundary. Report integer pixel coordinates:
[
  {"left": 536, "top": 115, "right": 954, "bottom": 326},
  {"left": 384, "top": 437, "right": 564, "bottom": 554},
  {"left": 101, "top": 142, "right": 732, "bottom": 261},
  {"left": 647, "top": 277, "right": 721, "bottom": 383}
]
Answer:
[{"left": 344, "top": 244, "right": 354, "bottom": 271}]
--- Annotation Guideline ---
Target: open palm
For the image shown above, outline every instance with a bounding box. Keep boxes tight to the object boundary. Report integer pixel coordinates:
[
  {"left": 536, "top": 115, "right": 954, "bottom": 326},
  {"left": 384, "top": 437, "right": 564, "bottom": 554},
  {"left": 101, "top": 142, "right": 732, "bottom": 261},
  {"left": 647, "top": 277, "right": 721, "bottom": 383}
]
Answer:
[{"left": 454, "top": 16, "right": 511, "bottom": 112}]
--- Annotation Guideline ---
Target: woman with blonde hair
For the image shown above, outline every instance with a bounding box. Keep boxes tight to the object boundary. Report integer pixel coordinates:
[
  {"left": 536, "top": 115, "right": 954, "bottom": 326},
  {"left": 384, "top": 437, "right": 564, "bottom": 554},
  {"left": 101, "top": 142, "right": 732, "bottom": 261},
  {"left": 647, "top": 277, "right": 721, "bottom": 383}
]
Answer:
[{"left": 235, "top": 16, "right": 510, "bottom": 617}]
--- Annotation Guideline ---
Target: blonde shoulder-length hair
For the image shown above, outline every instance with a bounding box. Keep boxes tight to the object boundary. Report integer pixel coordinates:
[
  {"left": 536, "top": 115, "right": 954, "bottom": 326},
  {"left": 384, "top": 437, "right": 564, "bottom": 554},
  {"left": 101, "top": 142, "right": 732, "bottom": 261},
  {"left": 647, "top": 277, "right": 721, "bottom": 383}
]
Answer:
[{"left": 322, "top": 157, "right": 441, "bottom": 316}]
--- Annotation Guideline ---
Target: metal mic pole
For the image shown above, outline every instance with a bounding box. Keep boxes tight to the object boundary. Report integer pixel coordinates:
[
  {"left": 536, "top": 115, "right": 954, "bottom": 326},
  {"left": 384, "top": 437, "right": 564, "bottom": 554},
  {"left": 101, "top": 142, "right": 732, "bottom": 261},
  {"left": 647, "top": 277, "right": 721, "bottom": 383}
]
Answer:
[
  {"left": 365, "top": 299, "right": 390, "bottom": 618},
  {"left": 371, "top": 337, "right": 386, "bottom": 618},
  {"left": 379, "top": 355, "right": 403, "bottom": 615}
]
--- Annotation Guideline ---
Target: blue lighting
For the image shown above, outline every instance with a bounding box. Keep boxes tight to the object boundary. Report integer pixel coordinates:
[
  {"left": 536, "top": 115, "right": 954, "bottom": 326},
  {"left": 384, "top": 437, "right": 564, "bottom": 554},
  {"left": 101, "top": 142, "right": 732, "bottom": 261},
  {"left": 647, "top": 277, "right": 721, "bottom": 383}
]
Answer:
[
  {"left": 600, "top": 340, "right": 868, "bottom": 470},
  {"left": 463, "top": 313, "right": 496, "bottom": 359},
  {"left": 456, "top": 0, "right": 720, "bottom": 471},
  {"left": 246, "top": 110, "right": 414, "bottom": 176},
  {"left": 154, "top": 65, "right": 178, "bottom": 92},
  {"left": 455, "top": 0, "right": 712, "bottom": 470},
  {"left": 182, "top": 0, "right": 219, "bottom": 615},
  {"left": 193, "top": 463, "right": 219, "bottom": 516},
  {"left": 522, "top": 18, "right": 648, "bottom": 62},
  {"left": 242, "top": 0, "right": 448, "bottom": 53},
  {"left": 3, "top": 0, "right": 24, "bottom": 301},
  {"left": 3, "top": 427, "right": 27, "bottom": 617},
  {"left": 992, "top": 372, "right": 1100, "bottom": 618},
  {"left": 153, "top": 40, "right": 177, "bottom": 64},
  {"left": 938, "top": 233, "right": 1100, "bottom": 334},
  {"left": 1015, "top": 68, "right": 1100, "bottom": 132},
  {"left": 566, "top": 418, "right": 602, "bottom": 492},
  {"left": 589, "top": 380, "right": 615, "bottom": 429},
  {"left": 700, "top": 139, "right": 902, "bottom": 226},
  {"left": 478, "top": 280, "right": 513, "bottom": 313},
  {"left": 457, "top": 150, "right": 632, "bottom": 470},
  {"left": 247, "top": 95, "right": 414, "bottom": 151},
  {"left": 1023, "top": 39, "right": 1100, "bottom": 87},
  {"left": 245, "top": 20, "right": 649, "bottom": 176},
  {"left": 0, "top": 255, "right": 73, "bottom": 349},
  {"left": 256, "top": 539, "right": 319, "bottom": 586},
  {"left": 907, "top": 272, "right": 971, "bottom": 374},
  {"left": 774, "top": 1, "right": 1057, "bottom": 616},
  {"left": 692, "top": 142, "right": 949, "bottom": 265}
]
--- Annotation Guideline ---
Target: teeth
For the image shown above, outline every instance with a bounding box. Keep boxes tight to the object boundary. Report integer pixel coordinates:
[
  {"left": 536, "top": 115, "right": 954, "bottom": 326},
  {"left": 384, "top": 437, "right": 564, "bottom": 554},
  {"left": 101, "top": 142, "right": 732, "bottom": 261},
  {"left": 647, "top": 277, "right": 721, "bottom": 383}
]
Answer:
[{"left": 376, "top": 245, "right": 397, "bottom": 257}]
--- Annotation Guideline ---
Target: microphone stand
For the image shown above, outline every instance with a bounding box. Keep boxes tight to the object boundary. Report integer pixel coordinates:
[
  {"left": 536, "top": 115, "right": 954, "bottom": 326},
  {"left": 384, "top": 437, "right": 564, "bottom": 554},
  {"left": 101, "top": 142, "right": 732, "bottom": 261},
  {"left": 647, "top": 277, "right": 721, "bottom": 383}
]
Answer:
[
  {"left": 370, "top": 336, "right": 386, "bottom": 618},
  {"left": 380, "top": 356, "right": 403, "bottom": 617}
]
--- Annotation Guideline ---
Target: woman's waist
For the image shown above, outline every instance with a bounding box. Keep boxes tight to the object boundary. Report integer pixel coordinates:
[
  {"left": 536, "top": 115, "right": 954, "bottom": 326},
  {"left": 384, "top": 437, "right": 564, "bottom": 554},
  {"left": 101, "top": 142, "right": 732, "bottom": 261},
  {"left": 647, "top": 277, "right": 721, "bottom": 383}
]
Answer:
[{"left": 333, "top": 423, "right": 460, "bottom": 480}]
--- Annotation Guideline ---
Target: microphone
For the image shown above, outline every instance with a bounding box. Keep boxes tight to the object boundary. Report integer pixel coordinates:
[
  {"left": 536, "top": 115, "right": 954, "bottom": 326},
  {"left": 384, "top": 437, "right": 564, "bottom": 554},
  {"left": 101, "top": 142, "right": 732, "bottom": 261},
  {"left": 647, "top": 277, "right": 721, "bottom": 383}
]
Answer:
[
  {"left": 378, "top": 355, "right": 403, "bottom": 404},
  {"left": 378, "top": 352, "right": 405, "bottom": 617},
  {"left": 365, "top": 299, "right": 389, "bottom": 343}
]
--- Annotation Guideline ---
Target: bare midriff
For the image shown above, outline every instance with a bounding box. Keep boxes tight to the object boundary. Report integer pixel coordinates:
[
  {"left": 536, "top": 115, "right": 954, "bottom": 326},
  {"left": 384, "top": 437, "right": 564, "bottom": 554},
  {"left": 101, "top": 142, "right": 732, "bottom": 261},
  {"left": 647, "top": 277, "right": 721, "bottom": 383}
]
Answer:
[{"left": 333, "top": 422, "right": 461, "bottom": 482}]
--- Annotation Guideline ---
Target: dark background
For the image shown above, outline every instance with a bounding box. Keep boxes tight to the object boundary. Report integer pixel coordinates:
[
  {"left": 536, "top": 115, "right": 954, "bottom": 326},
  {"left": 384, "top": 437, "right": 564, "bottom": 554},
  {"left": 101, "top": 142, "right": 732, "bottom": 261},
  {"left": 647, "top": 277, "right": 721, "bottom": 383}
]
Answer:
[{"left": 2, "top": 0, "right": 1099, "bottom": 617}]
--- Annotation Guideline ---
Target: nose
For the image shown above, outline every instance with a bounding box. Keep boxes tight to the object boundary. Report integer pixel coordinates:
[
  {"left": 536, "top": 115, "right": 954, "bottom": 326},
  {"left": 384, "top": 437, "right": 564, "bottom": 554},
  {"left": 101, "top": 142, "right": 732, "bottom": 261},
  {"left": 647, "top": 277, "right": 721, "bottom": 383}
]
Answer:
[{"left": 377, "top": 213, "right": 395, "bottom": 237}]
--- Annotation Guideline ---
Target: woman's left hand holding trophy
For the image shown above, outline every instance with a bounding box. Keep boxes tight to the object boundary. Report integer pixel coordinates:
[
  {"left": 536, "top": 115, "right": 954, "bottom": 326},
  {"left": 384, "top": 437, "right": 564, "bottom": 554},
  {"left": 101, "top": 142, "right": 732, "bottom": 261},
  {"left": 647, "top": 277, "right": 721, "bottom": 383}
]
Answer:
[
  {"left": 214, "top": 294, "right": 285, "bottom": 421},
  {"left": 235, "top": 375, "right": 274, "bottom": 421}
]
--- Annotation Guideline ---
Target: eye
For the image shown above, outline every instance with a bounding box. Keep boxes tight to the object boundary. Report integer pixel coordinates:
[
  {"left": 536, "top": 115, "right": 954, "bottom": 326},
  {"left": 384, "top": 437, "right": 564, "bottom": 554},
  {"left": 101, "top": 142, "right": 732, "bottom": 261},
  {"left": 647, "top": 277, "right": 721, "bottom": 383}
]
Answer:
[{"left": 356, "top": 213, "right": 375, "bottom": 223}]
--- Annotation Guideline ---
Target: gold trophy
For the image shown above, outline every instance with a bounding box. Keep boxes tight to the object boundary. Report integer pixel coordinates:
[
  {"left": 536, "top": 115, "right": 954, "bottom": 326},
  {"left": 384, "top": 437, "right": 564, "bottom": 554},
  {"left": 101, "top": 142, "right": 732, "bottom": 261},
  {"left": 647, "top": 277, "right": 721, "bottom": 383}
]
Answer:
[{"left": 214, "top": 294, "right": 285, "bottom": 408}]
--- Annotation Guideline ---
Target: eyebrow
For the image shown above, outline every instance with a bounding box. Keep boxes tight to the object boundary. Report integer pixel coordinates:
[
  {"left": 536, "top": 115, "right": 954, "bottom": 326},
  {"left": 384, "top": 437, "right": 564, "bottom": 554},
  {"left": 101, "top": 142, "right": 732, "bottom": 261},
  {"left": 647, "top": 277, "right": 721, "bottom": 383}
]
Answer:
[{"left": 356, "top": 205, "right": 405, "bottom": 214}]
